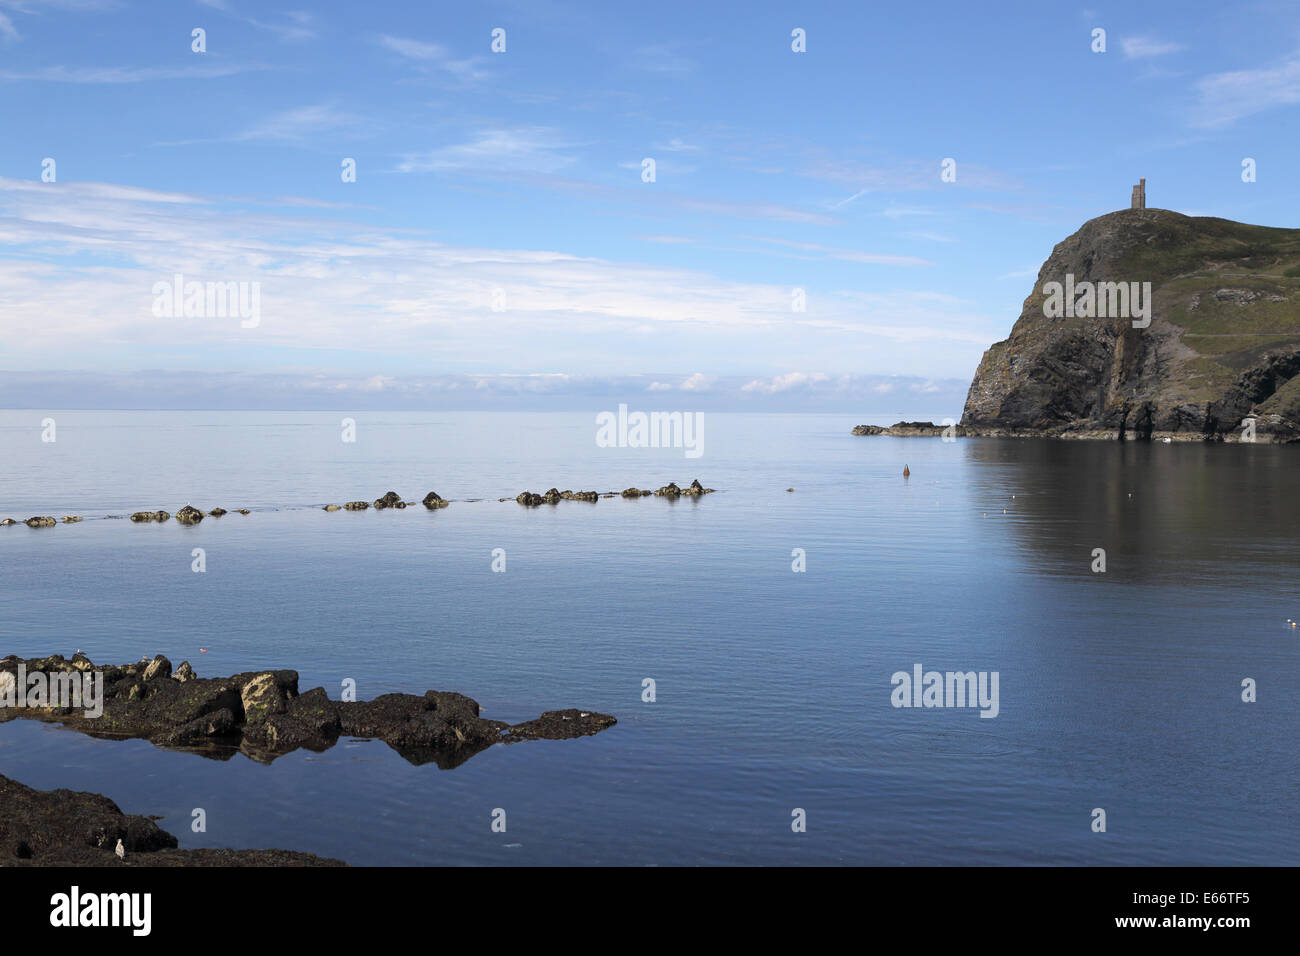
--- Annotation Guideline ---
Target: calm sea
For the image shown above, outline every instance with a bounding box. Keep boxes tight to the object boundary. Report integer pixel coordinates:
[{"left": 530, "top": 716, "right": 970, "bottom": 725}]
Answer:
[{"left": 0, "top": 410, "right": 1297, "bottom": 865}]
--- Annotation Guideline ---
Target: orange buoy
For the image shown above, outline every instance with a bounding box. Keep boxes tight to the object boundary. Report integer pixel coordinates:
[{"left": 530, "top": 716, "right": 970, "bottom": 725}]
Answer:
[{"left": 903, "top": 465, "right": 910, "bottom": 478}]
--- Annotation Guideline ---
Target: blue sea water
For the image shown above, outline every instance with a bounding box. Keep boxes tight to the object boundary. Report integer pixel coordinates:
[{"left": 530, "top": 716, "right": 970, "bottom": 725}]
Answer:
[{"left": 0, "top": 410, "right": 1297, "bottom": 865}]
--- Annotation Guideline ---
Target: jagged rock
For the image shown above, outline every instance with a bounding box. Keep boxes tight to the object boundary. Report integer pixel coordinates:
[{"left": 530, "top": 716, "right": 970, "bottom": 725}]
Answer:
[
  {"left": 0, "top": 654, "right": 616, "bottom": 769},
  {"left": 24, "top": 516, "right": 56, "bottom": 528},
  {"left": 142, "top": 656, "right": 171, "bottom": 681},
  {"left": 343, "top": 501, "right": 369, "bottom": 511},
  {"left": 175, "top": 505, "right": 204, "bottom": 525},
  {"left": 422, "top": 491, "right": 449, "bottom": 509},
  {"left": 129, "top": 511, "right": 169, "bottom": 523},
  {"left": 961, "top": 208, "right": 1300, "bottom": 442}
]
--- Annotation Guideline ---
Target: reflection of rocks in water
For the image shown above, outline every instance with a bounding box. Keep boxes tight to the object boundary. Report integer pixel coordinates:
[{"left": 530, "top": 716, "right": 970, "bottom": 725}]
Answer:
[
  {"left": 964, "top": 440, "right": 1300, "bottom": 583},
  {"left": 0, "top": 653, "right": 616, "bottom": 769}
]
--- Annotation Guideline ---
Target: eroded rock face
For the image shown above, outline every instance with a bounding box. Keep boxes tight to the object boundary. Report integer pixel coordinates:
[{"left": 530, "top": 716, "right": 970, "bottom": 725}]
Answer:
[
  {"left": 0, "top": 654, "right": 616, "bottom": 769},
  {"left": 175, "top": 505, "right": 205, "bottom": 525},
  {"left": 960, "top": 209, "right": 1300, "bottom": 441},
  {"left": 0, "top": 774, "right": 344, "bottom": 866}
]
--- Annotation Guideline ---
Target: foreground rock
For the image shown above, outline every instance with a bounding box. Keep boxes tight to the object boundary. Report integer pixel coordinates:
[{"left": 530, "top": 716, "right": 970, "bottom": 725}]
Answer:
[
  {"left": 0, "top": 774, "right": 344, "bottom": 867},
  {"left": 961, "top": 208, "right": 1300, "bottom": 441},
  {"left": 0, "top": 654, "right": 616, "bottom": 769}
]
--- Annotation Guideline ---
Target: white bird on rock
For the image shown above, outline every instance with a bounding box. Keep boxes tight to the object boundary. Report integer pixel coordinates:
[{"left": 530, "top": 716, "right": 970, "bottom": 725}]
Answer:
[{"left": 115, "top": 839, "right": 125, "bottom": 860}]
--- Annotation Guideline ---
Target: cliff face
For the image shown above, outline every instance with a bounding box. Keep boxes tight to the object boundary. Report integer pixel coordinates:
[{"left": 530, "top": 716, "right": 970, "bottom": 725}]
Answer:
[{"left": 961, "top": 209, "right": 1300, "bottom": 441}]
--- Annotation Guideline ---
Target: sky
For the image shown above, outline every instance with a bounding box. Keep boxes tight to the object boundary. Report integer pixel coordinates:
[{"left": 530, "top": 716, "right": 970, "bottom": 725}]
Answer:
[{"left": 1, "top": 0, "right": 1298, "bottom": 412}]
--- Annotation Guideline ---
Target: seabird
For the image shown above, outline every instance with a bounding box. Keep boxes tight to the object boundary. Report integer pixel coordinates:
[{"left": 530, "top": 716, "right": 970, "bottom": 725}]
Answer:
[{"left": 115, "top": 839, "right": 125, "bottom": 860}]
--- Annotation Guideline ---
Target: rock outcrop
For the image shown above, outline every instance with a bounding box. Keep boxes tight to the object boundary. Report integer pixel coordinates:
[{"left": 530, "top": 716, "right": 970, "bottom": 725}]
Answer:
[
  {"left": 175, "top": 505, "right": 205, "bottom": 525},
  {"left": 422, "top": 491, "right": 449, "bottom": 509},
  {"left": 0, "top": 654, "right": 616, "bottom": 769},
  {"left": 959, "top": 208, "right": 1300, "bottom": 441},
  {"left": 0, "top": 774, "right": 344, "bottom": 866}
]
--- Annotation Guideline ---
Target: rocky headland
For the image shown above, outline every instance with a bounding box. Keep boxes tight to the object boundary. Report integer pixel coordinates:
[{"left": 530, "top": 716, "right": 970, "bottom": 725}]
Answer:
[{"left": 856, "top": 209, "right": 1300, "bottom": 442}]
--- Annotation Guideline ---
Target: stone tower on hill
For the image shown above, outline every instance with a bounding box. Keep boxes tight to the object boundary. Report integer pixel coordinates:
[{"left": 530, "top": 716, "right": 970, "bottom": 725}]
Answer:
[{"left": 1130, "top": 177, "right": 1146, "bottom": 209}]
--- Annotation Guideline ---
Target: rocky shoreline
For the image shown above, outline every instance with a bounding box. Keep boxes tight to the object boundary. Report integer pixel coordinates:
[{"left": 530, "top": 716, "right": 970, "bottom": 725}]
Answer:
[
  {"left": 852, "top": 420, "right": 1293, "bottom": 442},
  {"left": 1, "top": 482, "right": 716, "bottom": 528},
  {"left": 0, "top": 774, "right": 346, "bottom": 866},
  {"left": 0, "top": 653, "right": 616, "bottom": 768}
]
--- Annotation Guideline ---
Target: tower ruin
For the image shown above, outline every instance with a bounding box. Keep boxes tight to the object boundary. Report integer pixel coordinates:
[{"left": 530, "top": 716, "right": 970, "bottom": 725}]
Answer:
[{"left": 1130, "top": 177, "right": 1146, "bottom": 209}]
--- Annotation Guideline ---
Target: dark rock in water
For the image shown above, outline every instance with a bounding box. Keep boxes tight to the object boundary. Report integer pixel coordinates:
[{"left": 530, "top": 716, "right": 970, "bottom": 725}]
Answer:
[
  {"left": 208, "top": 507, "right": 227, "bottom": 517},
  {"left": 24, "top": 516, "right": 57, "bottom": 528},
  {"left": 960, "top": 208, "right": 1300, "bottom": 442},
  {"left": 373, "top": 491, "right": 402, "bottom": 510},
  {"left": 0, "top": 773, "right": 345, "bottom": 866},
  {"left": 130, "top": 511, "right": 170, "bottom": 523},
  {"left": 516, "top": 488, "right": 563, "bottom": 506},
  {"left": 620, "top": 488, "right": 651, "bottom": 497},
  {"left": 681, "top": 479, "right": 713, "bottom": 496},
  {"left": 62, "top": 516, "right": 83, "bottom": 524},
  {"left": 175, "top": 505, "right": 205, "bottom": 525},
  {"left": 654, "top": 482, "right": 681, "bottom": 497},
  {"left": 0, "top": 653, "right": 616, "bottom": 770},
  {"left": 236, "top": 509, "right": 250, "bottom": 515},
  {"left": 559, "top": 490, "right": 598, "bottom": 502},
  {"left": 343, "top": 501, "right": 369, "bottom": 511},
  {"left": 0, "top": 518, "right": 16, "bottom": 526},
  {"left": 422, "top": 491, "right": 450, "bottom": 509},
  {"left": 655, "top": 481, "right": 714, "bottom": 497}
]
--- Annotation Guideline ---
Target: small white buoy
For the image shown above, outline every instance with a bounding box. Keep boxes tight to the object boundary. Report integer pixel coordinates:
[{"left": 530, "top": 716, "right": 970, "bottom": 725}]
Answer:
[{"left": 115, "top": 839, "right": 125, "bottom": 860}]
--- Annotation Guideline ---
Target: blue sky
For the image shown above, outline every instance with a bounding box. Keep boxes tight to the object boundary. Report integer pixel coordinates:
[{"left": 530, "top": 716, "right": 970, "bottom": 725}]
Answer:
[{"left": 1, "top": 0, "right": 1298, "bottom": 411}]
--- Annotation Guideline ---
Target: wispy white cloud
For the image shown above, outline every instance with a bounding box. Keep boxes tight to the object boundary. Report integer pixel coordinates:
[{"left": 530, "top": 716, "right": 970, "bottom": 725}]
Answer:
[
  {"left": 1192, "top": 54, "right": 1300, "bottom": 127},
  {"left": 398, "top": 127, "right": 577, "bottom": 174},
  {"left": 0, "top": 62, "right": 269, "bottom": 83},
  {"left": 1121, "top": 36, "right": 1185, "bottom": 59},
  {"left": 376, "top": 34, "right": 490, "bottom": 84}
]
